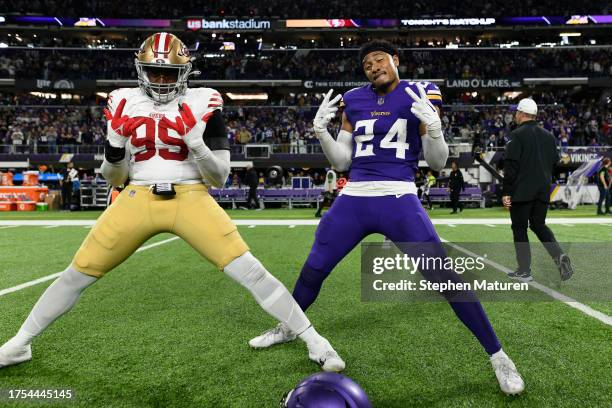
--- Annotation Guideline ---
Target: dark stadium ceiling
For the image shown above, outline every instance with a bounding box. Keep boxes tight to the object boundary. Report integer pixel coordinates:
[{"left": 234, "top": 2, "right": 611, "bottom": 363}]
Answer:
[{"left": 0, "top": 24, "right": 610, "bottom": 51}]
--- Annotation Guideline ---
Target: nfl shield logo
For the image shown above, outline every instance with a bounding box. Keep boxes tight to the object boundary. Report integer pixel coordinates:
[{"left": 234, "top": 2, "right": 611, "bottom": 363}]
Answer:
[{"left": 377, "top": 97, "right": 385, "bottom": 105}]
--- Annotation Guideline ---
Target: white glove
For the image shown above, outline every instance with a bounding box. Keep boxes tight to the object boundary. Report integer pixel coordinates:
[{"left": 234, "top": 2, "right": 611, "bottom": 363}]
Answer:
[
  {"left": 405, "top": 83, "right": 442, "bottom": 137},
  {"left": 313, "top": 89, "right": 342, "bottom": 135},
  {"left": 159, "top": 103, "right": 215, "bottom": 158}
]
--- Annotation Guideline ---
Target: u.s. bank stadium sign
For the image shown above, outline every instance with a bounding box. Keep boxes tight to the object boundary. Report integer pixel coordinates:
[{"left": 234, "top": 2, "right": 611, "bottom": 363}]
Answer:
[
  {"left": 187, "top": 18, "right": 271, "bottom": 30},
  {"left": 445, "top": 79, "right": 522, "bottom": 88}
]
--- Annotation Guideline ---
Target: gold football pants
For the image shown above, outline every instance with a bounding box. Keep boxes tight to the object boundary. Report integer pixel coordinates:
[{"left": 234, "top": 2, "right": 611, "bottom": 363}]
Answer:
[{"left": 72, "top": 184, "right": 249, "bottom": 278}]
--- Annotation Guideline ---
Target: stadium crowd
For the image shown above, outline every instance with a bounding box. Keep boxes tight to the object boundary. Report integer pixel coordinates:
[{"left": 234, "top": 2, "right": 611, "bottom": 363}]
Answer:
[
  {"left": 0, "top": 93, "right": 609, "bottom": 153},
  {"left": 4, "top": 0, "right": 610, "bottom": 18},
  {"left": 1, "top": 48, "right": 611, "bottom": 80},
  {"left": 445, "top": 101, "right": 611, "bottom": 149}
]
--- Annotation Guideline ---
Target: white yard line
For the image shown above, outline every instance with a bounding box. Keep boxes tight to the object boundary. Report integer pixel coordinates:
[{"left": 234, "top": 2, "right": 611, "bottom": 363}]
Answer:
[
  {"left": 2, "top": 217, "right": 610, "bottom": 326},
  {"left": 0, "top": 225, "right": 18, "bottom": 229},
  {"left": 0, "top": 237, "right": 179, "bottom": 298},
  {"left": 2, "top": 217, "right": 612, "bottom": 227},
  {"left": 440, "top": 238, "right": 612, "bottom": 326}
]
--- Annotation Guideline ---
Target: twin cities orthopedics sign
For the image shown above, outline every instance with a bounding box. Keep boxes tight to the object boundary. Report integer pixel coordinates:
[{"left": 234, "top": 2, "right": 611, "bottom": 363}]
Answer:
[
  {"left": 187, "top": 18, "right": 271, "bottom": 30},
  {"left": 303, "top": 80, "right": 370, "bottom": 89},
  {"left": 445, "top": 78, "right": 522, "bottom": 88}
]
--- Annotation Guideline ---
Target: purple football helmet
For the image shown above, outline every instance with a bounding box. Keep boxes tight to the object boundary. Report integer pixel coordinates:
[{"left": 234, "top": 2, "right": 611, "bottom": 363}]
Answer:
[{"left": 281, "top": 372, "right": 372, "bottom": 408}]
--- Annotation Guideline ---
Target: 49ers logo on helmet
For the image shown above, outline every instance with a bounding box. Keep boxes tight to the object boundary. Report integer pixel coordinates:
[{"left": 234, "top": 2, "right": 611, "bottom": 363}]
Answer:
[{"left": 178, "top": 45, "right": 190, "bottom": 57}]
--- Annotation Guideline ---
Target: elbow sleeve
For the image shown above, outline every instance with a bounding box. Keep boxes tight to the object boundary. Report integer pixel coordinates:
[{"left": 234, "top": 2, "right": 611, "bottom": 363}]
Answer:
[
  {"left": 194, "top": 150, "right": 231, "bottom": 187},
  {"left": 422, "top": 132, "right": 448, "bottom": 171},
  {"left": 317, "top": 129, "right": 353, "bottom": 171},
  {"left": 101, "top": 159, "right": 128, "bottom": 187}
]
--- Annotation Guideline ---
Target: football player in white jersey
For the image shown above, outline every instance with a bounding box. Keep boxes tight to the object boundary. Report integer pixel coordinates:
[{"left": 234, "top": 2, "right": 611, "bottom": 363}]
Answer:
[{"left": 0, "top": 32, "right": 344, "bottom": 373}]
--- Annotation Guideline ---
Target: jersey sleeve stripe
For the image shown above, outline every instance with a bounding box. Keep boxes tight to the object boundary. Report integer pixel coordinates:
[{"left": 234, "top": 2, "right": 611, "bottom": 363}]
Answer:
[
  {"left": 427, "top": 90, "right": 442, "bottom": 95},
  {"left": 427, "top": 95, "right": 443, "bottom": 101}
]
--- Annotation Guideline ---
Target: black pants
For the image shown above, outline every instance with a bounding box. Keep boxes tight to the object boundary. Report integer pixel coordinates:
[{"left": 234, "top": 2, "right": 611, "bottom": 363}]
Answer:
[
  {"left": 315, "top": 192, "right": 336, "bottom": 216},
  {"left": 510, "top": 200, "right": 563, "bottom": 272},
  {"left": 424, "top": 193, "right": 432, "bottom": 209},
  {"left": 597, "top": 185, "right": 610, "bottom": 213},
  {"left": 450, "top": 188, "right": 462, "bottom": 212},
  {"left": 247, "top": 186, "right": 259, "bottom": 209},
  {"left": 61, "top": 184, "right": 72, "bottom": 210}
]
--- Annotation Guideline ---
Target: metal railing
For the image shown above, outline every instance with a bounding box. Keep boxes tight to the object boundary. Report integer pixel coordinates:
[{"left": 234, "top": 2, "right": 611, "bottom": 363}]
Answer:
[
  {"left": 0, "top": 144, "right": 105, "bottom": 155},
  {"left": 0, "top": 143, "right": 327, "bottom": 156},
  {"left": 4, "top": 143, "right": 608, "bottom": 157}
]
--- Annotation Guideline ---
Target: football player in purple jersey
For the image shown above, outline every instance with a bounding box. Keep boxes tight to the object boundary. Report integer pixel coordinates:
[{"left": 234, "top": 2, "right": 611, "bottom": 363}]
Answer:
[{"left": 250, "top": 40, "right": 524, "bottom": 395}]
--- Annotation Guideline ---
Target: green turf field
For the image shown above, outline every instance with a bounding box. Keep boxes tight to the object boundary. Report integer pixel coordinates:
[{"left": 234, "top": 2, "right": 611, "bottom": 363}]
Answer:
[
  {"left": 0, "top": 204, "right": 607, "bottom": 220},
  {"left": 0, "top": 208, "right": 610, "bottom": 407}
]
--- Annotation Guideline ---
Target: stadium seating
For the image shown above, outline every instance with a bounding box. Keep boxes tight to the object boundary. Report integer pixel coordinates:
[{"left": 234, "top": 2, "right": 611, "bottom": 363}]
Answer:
[
  {"left": 426, "top": 187, "right": 485, "bottom": 208},
  {"left": 211, "top": 187, "right": 323, "bottom": 209}
]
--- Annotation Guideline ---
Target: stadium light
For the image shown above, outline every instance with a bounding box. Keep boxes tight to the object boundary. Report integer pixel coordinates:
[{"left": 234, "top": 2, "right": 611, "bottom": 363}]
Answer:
[
  {"left": 29, "top": 92, "right": 57, "bottom": 99},
  {"left": 559, "top": 32, "right": 581, "bottom": 36},
  {"left": 226, "top": 93, "right": 268, "bottom": 100}
]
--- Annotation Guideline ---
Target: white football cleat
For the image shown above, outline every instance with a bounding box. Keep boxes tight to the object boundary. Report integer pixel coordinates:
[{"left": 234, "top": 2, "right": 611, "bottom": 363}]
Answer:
[
  {"left": 307, "top": 338, "right": 345, "bottom": 372},
  {"left": 490, "top": 350, "right": 525, "bottom": 395},
  {"left": 0, "top": 340, "right": 32, "bottom": 369},
  {"left": 249, "top": 323, "right": 297, "bottom": 349}
]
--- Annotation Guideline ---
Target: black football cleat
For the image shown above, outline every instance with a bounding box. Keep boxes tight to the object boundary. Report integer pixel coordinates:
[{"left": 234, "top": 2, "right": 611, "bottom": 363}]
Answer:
[
  {"left": 507, "top": 269, "right": 533, "bottom": 282},
  {"left": 556, "top": 254, "right": 574, "bottom": 281}
]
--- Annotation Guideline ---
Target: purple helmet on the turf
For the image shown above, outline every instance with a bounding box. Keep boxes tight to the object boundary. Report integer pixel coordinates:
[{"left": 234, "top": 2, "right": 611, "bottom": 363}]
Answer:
[{"left": 281, "top": 372, "right": 372, "bottom": 408}]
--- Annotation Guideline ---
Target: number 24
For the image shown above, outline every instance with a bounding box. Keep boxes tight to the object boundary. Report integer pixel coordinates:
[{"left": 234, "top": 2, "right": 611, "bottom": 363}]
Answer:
[{"left": 354, "top": 118, "right": 409, "bottom": 159}]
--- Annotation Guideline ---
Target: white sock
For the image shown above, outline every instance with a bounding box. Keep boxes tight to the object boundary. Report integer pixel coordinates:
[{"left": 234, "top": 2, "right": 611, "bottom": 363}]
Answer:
[
  {"left": 11, "top": 265, "right": 97, "bottom": 346},
  {"left": 224, "top": 252, "right": 311, "bottom": 334},
  {"left": 297, "top": 326, "right": 323, "bottom": 346},
  {"left": 491, "top": 349, "right": 507, "bottom": 360},
  {"left": 7, "top": 328, "right": 36, "bottom": 348}
]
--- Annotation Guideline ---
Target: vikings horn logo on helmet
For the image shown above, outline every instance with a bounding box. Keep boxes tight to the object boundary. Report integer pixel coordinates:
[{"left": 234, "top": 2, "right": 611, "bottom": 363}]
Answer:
[{"left": 135, "top": 32, "right": 194, "bottom": 104}]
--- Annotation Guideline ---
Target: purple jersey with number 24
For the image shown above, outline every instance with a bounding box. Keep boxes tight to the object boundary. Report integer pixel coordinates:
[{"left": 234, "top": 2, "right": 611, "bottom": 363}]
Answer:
[{"left": 342, "top": 80, "right": 443, "bottom": 182}]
